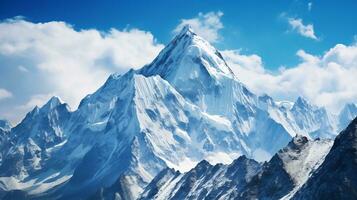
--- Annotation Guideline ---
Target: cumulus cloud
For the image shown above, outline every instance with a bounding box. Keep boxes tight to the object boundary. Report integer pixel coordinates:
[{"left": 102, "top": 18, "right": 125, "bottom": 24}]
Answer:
[
  {"left": 223, "top": 43, "right": 357, "bottom": 113},
  {"left": 174, "top": 11, "right": 224, "bottom": 43},
  {"left": 288, "top": 17, "right": 318, "bottom": 40},
  {"left": 0, "top": 18, "right": 164, "bottom": 123},
  {"left": 222, "top": 50, "right": 264, "bottom": 74},
  {"left": 0, "top": 89, "right": 12, "bottom": 100}
]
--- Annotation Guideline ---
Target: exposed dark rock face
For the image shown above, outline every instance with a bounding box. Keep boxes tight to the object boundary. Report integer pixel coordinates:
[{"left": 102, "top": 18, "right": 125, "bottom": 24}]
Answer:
[
  {"left": 140, "top": 156, "right": 262, "bottom": 200},
  {"left": 293, "top": 117, "right": 357, "bottom": 200}
]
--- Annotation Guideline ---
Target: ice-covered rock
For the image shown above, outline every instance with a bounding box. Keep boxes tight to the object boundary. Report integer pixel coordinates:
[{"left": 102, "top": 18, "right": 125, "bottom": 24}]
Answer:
[
  {"left": 140, "top": 156, "right": 261, "bottom": 200},
  {"left": 293, "top": 117, "right": 357, "bottom": 200}
]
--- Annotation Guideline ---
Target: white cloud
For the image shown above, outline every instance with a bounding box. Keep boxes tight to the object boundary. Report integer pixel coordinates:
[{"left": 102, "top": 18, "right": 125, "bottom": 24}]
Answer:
[
  {"left": 174, "top": 11, "right": 224, "bottom": 43},
  {"left": 0, "top": 18, "right": 164, "bottom": 123},
  {"left": 288, "top": 17, "right": 318, "bottom": 40},
  {"left": 222, "top": 43, "right": 357, "bottom": 113},
  {"left": 0, "top": 89, "right": 12, "bottom": 100},
  {"left": 222, "top": 50, "right": 264, "bottom": 74}
]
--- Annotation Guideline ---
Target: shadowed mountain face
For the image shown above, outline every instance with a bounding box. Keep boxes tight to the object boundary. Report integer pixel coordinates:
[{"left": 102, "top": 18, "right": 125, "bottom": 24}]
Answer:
[
  {"left": 241, "top": 135, "right": 333, "bottom": 200},
  {"left": 0, "top": 26, "right": 355, "bottom": 200},
  {"left": 292, "top": 117, "right": 357, "bottom": 200},
  {"left": 139, "top": 156, "right": 262, "bottom": 200},
  {"left": 136, "top": 135, "right": 333, "bottom": 200}
]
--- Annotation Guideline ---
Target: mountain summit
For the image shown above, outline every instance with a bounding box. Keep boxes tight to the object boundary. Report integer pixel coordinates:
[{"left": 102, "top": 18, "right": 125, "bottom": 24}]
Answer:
[{"left": 140, "top": 24, "right": 234, "bottom": 79}]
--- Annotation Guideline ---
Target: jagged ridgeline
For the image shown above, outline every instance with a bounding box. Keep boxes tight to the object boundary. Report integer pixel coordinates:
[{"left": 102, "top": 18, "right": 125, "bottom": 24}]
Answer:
[
  {"left": 0, "top": 26, "right": 356, "bottom": 200},
  {"left": 139, "top": 117, "right": 357, "bottom": 200}
]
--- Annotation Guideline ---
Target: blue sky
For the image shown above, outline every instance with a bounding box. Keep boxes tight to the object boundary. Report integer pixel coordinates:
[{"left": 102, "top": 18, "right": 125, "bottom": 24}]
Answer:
[{"left": 0, "top": 0, "right": 357, "bottom": 124}]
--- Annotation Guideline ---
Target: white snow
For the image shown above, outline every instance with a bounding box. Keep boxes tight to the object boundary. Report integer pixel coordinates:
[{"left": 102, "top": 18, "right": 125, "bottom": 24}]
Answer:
[{"left": 280, "top": 138, "right": 333, "bottom": 199}]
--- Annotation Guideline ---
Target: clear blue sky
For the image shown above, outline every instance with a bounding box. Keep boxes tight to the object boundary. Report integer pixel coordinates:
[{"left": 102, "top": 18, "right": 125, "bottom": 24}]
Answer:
[{"left": 1, "top": 0, "right": 356, "bottom": 69}]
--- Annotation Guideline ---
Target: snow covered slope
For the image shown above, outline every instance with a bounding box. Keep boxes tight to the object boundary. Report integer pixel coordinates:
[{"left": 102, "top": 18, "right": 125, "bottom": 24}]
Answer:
[
  {"left": 241, "top": 136, "right": 332, "bottom": 200},
  {"left": 290, "top": 97, "right": 336, "bottom": 138},
  {"left": 0, "top": 97, "right": 71, "bottom": 197},
  {"left": 139, "top": 156, "right": 261, "bottom": 200},
  {"left": 0, "top": 25, "right": 355, "bottom": 199},
  {"left": 57, "top": 72, "right": 255, "bottom": 200}
]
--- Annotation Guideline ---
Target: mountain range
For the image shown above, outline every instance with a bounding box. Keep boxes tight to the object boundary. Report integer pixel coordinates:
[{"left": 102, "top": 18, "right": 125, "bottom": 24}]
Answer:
[
  {"left": 0, "top": 25, "right": 356, "bottom": 200},
  {"left": 137, "top": 117, "right": 357, "bottom": 200}
]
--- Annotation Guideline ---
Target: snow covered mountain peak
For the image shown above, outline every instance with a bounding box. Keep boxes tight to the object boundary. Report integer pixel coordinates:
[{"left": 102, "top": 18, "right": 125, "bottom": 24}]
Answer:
[
  {"left": 138, "top": 26, "right": 253, "bottom": 117},
  {"left": 19, "top": 95, "right": 70, "bottom": 125},
  {"left": 176, "top": 24, "right": 195, "bottom": 38},
  {"left": 139, "top": 155, "right": 261, "bottom": 200},
  {"left": 276, "top": 135, "right": 333, "bottom": 189},
  {"left": 40, "top": 96, "right": 64, "bottom": 112},
  {"left": 139, "top": 25, "right": 234, "bottom": 81},
  {"left": 285, "top": 135, "right": 309, "bottom": 149},
  {"left": 292, "top": 97, "right": 316, "bottom": 111}
]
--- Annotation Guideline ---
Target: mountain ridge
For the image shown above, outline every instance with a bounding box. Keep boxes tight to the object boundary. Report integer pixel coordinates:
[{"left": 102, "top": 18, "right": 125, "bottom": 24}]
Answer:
[{"left": 0, "top": 26, "right": 356, "bottom": 200}]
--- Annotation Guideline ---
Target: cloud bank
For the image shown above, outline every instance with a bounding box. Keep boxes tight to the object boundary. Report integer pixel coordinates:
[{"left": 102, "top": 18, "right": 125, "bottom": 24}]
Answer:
[
  {"left": 0, "top": 18, "right": 164, "bottom": 123},
  {"left": 223, "top": 43, "right": 357, "bottom": 112}
]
